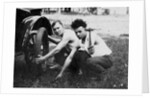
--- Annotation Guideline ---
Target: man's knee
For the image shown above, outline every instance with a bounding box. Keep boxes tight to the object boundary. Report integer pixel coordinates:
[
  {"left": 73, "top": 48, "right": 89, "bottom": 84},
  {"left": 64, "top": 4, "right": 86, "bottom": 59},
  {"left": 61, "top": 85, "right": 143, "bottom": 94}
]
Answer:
[
  {"left": 74, "top": 51, "right": 90, "bottom": 61},
  {"left": 54, "top": 48, "right": 68, "bottom": 65},
  {"left": 86, "top": 58, "right": 94, "bottom": 65},
  {"left": 86, "top": 56, "right": 113, "bottom": 69},
  {"left": 104, "top": 56, "right": 113, "bottom": 69}
]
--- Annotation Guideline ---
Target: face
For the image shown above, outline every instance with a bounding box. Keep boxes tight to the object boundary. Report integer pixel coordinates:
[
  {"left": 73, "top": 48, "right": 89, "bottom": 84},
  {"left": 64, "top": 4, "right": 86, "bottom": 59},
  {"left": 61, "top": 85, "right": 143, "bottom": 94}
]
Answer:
[
  {"left": 74, "top": 26, "right": 87, "bottom": 39},
  {"left": 53, "top": 22, "right": 63, "bottom": 36}
]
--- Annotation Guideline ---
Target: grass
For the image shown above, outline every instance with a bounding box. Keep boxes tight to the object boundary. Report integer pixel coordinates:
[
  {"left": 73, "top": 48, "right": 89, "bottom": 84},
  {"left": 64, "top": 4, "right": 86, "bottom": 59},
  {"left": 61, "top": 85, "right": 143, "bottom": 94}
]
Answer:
[{"left": 14, "top": 36, "right": 128, "bottom": 89}]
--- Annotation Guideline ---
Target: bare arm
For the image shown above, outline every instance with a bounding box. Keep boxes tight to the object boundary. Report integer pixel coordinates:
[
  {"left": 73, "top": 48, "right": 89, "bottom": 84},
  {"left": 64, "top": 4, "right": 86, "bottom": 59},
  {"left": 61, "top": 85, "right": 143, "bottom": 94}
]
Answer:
[
  {"left": 35, "top": 34, "right": 69, "bottom": 63},
  {"left": 43, "top": 38, "right": 68, "bottom": 60},
  {"left": 56, "top": 48, "right": 77, "bottom": 79},
  {"left": 48, "top": 35, "right": 61, "bottom": 44}
]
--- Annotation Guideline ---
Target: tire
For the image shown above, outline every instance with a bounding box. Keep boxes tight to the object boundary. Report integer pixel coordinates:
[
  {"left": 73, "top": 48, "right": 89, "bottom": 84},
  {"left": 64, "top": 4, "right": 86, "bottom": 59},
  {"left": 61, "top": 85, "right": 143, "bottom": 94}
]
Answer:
[
  {"left": 35, "top": 27, "right": 49, "bottom": 57},
  {"left": 34, "top": 27, "right": 49, "bottom": 73},
  {"left": 24, "top": 27, "right": 49, "bottom": 65},
  {"left": 24, "top": 27, "right": 49, "bottom": 76}
]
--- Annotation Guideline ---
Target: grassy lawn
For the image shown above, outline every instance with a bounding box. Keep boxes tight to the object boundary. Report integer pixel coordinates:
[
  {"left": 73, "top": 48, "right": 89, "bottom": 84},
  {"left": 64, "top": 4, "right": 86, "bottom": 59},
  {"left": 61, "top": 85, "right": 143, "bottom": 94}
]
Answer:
[{"left": 14, "top": 36, "right": 128, "bottom": 89}]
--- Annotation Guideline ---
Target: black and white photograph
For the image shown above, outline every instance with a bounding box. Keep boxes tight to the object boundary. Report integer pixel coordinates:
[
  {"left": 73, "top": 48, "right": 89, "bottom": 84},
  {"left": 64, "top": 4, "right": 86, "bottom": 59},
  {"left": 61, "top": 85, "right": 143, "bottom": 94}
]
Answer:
[
  {"left": 0, "top": 0, "right": 149, "bottom": 97},
  {"left": 14, "top": 7, "right": 129, "bottom": 88}
]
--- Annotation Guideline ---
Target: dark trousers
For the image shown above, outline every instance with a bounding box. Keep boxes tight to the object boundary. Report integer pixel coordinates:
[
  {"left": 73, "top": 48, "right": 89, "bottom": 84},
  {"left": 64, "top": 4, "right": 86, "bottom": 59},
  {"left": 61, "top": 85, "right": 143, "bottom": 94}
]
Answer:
[{"left": 70, "top": 50, "right": 113, "bottom": 75}]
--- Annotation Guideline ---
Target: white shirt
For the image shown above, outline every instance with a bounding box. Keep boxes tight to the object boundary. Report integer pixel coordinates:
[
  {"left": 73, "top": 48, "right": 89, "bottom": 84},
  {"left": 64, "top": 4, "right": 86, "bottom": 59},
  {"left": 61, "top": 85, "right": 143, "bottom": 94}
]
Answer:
[{"left": 79, "top": 31, "right": 112, "bottom": 57}]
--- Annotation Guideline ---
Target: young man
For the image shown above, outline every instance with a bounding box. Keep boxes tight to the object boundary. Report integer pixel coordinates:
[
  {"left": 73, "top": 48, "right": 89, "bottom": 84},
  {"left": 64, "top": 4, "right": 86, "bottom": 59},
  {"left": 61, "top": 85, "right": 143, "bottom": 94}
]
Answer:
[
  {"left": 71, "top": 19, "right": 113, "bottom": 76},
  {"left": 35, "top": 20, "right": 80, "bottom": 79}
]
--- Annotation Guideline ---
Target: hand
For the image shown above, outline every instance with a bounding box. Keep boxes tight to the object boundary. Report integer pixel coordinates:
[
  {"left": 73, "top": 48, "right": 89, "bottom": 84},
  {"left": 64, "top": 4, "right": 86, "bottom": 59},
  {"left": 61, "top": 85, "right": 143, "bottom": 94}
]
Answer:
[
  {"left": 88, "top": 46, "right": 95, "bottom": 55},
  {"left": 55, "top": 73, "right": 63, "bottom": 80},
  {"left": 35, "top": 56, "right": 45, "bottom": 64}
]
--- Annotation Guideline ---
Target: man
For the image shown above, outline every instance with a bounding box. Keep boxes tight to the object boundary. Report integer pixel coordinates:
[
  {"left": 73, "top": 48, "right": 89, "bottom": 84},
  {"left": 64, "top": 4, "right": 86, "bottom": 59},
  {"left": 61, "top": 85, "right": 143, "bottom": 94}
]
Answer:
[
  {"left": 35, "top": 20, "right": 80, "bottom": 79},
  {"left": 71, "top": 19, "right": 113, "bottom": 76}
]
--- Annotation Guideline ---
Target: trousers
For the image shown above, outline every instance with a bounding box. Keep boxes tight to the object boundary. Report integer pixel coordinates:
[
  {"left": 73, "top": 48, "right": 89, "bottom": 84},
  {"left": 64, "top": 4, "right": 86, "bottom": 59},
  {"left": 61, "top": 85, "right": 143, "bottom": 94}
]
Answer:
[{"left": 70, "top": 50, "right": 113, "bottom": 74}]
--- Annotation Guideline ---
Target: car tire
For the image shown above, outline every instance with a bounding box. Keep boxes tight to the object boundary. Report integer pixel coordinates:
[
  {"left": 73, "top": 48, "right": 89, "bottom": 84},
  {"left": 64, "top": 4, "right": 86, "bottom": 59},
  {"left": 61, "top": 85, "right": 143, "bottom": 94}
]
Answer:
[
  {"left": 24, "top": 27, "right": 49, "bottom": 75},
  {"left": 35, "top": 27, "right": 49, "bottom": 57}
]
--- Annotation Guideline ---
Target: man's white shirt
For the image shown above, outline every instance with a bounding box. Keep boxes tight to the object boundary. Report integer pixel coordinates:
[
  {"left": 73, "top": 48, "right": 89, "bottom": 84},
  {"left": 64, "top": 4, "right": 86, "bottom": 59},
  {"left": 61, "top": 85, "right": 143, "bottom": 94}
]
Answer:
[{"left": 79, "top": 31, "right": 112, "bottom": 57}]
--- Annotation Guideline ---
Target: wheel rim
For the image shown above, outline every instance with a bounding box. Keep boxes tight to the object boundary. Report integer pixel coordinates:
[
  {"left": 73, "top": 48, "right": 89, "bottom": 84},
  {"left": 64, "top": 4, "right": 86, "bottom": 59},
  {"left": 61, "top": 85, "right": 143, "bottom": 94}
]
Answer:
[
  {"left": 25, "top": 33, "right": 37, "bottom": 64},
  {"left": 25, "top": 29, "right": 49, "bottom": 64}
]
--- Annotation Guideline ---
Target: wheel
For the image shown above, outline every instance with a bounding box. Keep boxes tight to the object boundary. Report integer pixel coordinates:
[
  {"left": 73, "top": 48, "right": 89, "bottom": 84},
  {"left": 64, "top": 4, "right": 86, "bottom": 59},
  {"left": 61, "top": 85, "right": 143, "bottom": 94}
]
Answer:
[
  {"left": 24, "top": 27, "right": 49, "bottom": 66},
  {"left": 35, "top": 27, "right": 49, "bottom": 57},
  {"left": 24, "top": 33, "right": 36, "bottom": 65},
  {"left": 24, "top": 27, "right": 49, "bottom": 76},
  {"left": 35, "top": 27, "right": 49, "bottom": 72}
]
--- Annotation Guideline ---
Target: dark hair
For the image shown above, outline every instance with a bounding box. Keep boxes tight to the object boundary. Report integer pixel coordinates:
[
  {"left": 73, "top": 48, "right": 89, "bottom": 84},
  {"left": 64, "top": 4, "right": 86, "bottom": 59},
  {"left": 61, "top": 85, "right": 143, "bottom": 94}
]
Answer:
[
  {"left": 71, "top": 19, "right": 87, "bottom": 29},
  {"left": 52, "top": 20, "right": 63, "bottom": 28}
]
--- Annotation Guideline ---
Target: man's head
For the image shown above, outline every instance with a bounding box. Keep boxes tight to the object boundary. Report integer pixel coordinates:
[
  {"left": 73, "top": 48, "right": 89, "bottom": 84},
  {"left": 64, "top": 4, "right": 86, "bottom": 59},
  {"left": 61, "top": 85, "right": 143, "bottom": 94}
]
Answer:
[
  {"left": 52, "top": 20, "right": 64, "bottom": 36},
  {"left": 71, "top": 19, "right": 87, "bottom": 39}
]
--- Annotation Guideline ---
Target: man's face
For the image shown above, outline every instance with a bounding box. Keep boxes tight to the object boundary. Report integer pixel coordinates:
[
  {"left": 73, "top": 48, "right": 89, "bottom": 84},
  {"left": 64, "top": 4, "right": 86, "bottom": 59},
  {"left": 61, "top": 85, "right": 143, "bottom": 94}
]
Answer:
[
  {"left": 53, "top": 22, "right": 63, "bottom": 36},
  {"left": 74, "top": 26, "right": 87, "bottom": 39}
]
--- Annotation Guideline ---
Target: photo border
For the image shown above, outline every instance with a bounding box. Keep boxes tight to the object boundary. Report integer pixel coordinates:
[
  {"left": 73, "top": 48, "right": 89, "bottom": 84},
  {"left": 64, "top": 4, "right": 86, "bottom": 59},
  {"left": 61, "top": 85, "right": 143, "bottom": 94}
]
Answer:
[{"left": 1, "top": 0, "right": 144, "bottom": 95}]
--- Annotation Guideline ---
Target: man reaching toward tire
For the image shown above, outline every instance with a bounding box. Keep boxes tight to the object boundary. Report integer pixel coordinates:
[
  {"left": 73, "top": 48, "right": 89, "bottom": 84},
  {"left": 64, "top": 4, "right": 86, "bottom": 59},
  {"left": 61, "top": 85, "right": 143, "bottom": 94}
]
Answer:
[{"left": 35, "top": 20, "right": 80, "bottom": 79}]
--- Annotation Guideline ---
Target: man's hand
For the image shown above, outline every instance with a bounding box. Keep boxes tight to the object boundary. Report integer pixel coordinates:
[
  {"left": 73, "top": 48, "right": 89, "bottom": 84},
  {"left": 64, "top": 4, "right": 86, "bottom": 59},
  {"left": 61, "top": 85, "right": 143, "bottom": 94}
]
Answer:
[
  {"left": 55, "top": 73, "right": 63, "bottom": 80},
  {"left": 88, "top": 46, "right": 95, "bottom": 55},
  {"left": 35, "top": 56, "right": 45, "bottom": 64}
]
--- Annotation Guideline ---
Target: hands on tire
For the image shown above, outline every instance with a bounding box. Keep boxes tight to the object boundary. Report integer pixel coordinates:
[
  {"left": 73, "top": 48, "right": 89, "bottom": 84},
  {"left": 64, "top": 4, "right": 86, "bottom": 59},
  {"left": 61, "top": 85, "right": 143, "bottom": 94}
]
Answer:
[{"left": 35, "top": 55, "right": 45, "bottom": 64}]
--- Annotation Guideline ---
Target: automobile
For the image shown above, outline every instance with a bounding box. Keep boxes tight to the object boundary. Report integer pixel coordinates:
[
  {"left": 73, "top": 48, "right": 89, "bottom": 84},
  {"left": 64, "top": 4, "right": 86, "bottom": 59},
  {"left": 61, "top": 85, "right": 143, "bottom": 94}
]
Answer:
[{"left": 15, "top": 8, "right": 53, "bottom": 73}]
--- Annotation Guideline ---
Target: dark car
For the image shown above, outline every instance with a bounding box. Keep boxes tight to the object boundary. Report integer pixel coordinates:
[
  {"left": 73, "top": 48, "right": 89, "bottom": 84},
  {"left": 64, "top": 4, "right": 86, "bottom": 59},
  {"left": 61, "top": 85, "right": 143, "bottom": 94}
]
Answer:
[{"left": 15, "top": 8, "right": 53, "bottom": 73}]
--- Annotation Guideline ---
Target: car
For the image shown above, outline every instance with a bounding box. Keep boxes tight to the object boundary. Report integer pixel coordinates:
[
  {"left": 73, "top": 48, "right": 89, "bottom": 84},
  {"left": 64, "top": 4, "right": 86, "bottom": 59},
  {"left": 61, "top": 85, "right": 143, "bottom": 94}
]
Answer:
[{"left": 15, "top": 8, "right": 53, "bottom": 72}]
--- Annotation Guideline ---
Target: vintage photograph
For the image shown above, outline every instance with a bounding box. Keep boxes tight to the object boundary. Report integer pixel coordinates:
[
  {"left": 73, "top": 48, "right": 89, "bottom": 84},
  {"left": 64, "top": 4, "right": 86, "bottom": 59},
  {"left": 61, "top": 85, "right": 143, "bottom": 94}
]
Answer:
[{"left": 14, "top": 7, "right": 129, "bottom": 88}]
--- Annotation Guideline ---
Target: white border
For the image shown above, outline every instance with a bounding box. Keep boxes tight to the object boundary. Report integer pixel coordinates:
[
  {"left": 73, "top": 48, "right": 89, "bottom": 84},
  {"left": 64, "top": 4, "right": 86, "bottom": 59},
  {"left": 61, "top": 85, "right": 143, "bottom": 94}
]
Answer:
[
  {"left": 1, "top": 0, "right": 144, "bottom": 95},
  {"left": 146, "top": 0, "right": 150, "bottom": 93}
]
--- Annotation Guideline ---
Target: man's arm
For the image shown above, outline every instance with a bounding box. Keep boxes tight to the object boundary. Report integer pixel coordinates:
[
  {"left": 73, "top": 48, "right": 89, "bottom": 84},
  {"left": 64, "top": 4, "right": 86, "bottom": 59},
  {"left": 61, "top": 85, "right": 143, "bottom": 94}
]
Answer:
[
  {"left": 35, "top": 34, "right": 69, "bottom": 63},
  {"left": 56, "top": 48, "right": 77, "bottom": 79},
  {"left": 48, "top": 35, "right": 61, "bottom": 44}
]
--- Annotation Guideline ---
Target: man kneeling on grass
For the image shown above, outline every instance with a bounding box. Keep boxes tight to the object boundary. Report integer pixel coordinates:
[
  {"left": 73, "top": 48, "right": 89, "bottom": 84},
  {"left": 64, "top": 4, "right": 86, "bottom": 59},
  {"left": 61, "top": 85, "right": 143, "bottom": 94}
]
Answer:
[
  {"left": 70, "top": 19, "right": 113, "bottom": 78},
  {"left": 35, "top": 20, "right": 80, "bottom": 79}
]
